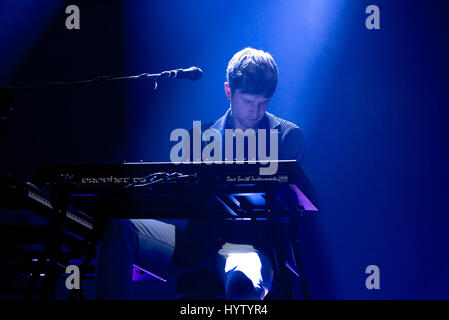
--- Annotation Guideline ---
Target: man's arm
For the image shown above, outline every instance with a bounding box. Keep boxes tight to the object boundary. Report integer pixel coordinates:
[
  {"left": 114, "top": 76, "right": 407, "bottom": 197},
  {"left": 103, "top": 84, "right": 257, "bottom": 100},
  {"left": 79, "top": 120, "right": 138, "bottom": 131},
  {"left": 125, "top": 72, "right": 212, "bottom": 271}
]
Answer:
[{"left": 281, "top": 127, "right": 306, "bottom": 166}]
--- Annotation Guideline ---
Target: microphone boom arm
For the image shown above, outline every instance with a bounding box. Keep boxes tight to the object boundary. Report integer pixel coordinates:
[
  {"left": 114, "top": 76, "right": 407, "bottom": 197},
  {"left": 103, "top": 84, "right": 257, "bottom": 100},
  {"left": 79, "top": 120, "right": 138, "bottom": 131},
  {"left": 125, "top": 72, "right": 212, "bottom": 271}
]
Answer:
[{"left": 0, "top": 66, "right": 201, "bottom": 152}]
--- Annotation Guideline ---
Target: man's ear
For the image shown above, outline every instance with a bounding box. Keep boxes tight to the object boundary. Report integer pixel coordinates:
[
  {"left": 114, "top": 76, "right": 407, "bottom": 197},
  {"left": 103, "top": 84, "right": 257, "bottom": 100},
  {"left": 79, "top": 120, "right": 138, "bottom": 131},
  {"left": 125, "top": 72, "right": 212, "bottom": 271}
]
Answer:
[{"left": 224, "top": 82, "right": 232, "bottom": 100}]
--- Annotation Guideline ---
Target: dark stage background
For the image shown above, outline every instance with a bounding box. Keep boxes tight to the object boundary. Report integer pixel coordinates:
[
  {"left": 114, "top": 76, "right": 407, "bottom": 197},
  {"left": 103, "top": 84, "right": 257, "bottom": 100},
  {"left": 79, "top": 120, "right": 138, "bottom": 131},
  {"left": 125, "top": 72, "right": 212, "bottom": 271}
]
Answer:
[{"left": 1, "top": 0, "right": 448, "bottom": 299}]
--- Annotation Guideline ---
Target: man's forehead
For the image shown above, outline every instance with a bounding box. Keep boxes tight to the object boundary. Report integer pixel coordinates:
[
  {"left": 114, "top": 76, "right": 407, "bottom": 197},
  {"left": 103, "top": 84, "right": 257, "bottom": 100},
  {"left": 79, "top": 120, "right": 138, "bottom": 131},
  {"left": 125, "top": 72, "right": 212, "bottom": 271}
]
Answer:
[{"left": 236, "top": 90, "right": 271, "bottom": 102}]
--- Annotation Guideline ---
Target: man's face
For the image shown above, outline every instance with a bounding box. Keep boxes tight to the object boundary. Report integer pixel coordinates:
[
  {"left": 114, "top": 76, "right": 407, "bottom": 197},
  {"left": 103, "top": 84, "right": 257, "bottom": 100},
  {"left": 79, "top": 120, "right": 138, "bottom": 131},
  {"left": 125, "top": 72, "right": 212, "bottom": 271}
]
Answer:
[{"left": 225, "top": 82, "right": 271, "bottom": 130}]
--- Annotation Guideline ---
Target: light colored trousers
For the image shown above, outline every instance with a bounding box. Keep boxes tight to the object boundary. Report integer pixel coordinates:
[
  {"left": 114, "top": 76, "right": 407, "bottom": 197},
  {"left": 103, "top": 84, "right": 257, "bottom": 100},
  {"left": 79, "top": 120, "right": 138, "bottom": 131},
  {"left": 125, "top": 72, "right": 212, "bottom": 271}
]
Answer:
[{"left": 96, "top": 219, "right": 273, "bottom": 299}]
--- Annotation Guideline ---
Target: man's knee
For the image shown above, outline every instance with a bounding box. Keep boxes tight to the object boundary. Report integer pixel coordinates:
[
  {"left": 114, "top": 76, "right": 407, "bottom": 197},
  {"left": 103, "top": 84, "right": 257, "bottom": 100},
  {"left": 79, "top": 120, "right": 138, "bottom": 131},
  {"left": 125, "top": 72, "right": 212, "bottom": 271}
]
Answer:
[
  {"left": 221, "top": 250, "right": 273, "bottom": 300},
  {"left": 225, "top": 270, "right": 266, "bottom": 300}
]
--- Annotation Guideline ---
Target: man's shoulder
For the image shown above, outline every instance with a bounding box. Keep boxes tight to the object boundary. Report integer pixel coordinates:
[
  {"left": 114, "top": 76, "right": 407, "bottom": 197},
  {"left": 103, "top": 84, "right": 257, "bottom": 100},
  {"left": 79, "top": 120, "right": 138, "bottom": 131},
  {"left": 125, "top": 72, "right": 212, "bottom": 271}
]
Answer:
[
  {"left": 199, "top": 109, "right": 230, "bottom": 132},
  {"left": 267, "top": 113, "right": 306, "bottom": 163},
  {"left": 276, "top": 116, "right": 300, "bottom": 131},
  {"left": 266, "top": 112, "right": 302, "bottom": 136},
  {"left": 187, "top": 121, "right": 217, "bottom": 134},
  {"left": 201, "top": 121, "right": 217, "bottom": 130}
]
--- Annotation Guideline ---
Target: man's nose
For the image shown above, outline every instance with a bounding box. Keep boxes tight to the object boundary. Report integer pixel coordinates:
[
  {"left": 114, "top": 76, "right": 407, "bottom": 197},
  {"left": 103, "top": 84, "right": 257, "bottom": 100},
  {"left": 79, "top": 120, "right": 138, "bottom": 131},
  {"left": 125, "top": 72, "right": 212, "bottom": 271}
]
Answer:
[{"left": 248, "top": 104, "right": 259, "bottom": 115}]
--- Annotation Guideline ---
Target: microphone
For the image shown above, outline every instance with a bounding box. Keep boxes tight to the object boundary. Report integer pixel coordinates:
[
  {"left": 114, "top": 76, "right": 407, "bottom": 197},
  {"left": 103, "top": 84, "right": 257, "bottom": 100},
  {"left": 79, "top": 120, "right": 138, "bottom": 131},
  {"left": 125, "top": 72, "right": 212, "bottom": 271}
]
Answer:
[{"left": 160, "top": 66, "right": 203, "bottom": 81}]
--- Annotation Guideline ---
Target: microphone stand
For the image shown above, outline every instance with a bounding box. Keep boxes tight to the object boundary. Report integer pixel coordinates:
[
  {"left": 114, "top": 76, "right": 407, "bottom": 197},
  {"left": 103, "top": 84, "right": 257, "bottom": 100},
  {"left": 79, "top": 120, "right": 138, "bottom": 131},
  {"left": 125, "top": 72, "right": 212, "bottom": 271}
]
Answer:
[
  {"left": 0, "top": 71, "right": 165, "bottom": 300},
  {"left": 0, "top": 72, "right": 163, "bottom": 150}
]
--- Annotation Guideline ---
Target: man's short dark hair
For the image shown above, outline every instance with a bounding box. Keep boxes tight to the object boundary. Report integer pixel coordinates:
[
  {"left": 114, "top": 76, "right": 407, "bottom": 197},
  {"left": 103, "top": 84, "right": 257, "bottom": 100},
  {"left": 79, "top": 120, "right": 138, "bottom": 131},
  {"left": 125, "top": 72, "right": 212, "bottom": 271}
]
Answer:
[{"left": 226, "top": 47, "right": 278, "bottom": 98}]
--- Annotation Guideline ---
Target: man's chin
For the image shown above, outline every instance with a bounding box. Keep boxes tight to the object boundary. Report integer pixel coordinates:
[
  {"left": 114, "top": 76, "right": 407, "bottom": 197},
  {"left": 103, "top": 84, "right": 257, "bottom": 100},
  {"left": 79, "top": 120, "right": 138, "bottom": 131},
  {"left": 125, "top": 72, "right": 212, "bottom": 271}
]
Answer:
[{"left": 243, "top": 119, "right": 259, "bottom": 129}]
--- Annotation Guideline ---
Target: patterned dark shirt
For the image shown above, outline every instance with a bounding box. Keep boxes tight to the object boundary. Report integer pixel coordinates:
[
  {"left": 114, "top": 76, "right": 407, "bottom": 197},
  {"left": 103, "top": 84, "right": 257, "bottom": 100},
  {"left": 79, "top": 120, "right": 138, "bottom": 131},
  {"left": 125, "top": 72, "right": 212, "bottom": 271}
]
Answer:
[
  {"left": 171, "top": 108, "right": 306, "bottom": 267},
  {"left": 201, "top": 108, "right": 305, "bottom": 165}
]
